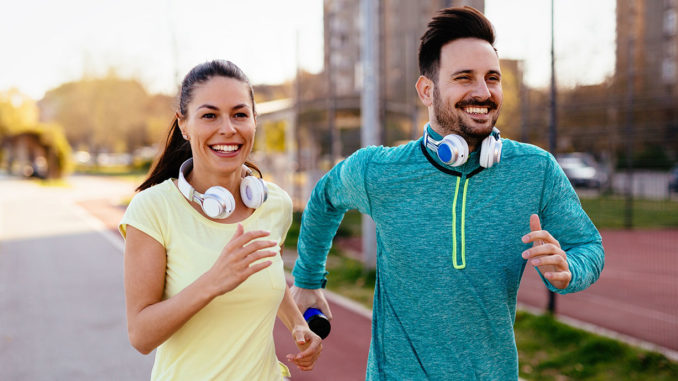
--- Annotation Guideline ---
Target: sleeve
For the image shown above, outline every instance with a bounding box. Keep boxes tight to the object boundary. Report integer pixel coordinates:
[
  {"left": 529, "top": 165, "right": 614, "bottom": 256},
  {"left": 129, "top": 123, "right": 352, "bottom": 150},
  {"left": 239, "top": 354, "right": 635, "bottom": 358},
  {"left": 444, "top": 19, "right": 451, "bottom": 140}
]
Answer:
[
  {"left": 538, "top": 153, "right": 605, "bottom": 294},
  {"left": 279, "top": 188, "right": 294, "bottom": 244},
  {"left": 118, "top": 189, "right": 166, "bottom": 246},
  {"left": 292, "top": 146, "right": 377, "bottom": 288}
]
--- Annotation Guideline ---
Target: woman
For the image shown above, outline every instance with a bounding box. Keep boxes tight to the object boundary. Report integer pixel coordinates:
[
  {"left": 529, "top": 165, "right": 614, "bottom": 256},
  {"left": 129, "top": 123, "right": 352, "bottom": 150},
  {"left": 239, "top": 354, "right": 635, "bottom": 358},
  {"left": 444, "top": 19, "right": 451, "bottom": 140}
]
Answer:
[{"left": 119, "top": 60, "right": 322, "bottom": 380}]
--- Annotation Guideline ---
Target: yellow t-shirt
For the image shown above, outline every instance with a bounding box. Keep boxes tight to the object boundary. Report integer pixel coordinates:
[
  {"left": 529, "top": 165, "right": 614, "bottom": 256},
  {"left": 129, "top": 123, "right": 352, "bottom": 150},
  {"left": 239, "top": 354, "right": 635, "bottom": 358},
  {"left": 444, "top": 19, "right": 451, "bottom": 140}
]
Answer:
[{"left": 120, "top": 178, "right": 292, "bottom": 381}]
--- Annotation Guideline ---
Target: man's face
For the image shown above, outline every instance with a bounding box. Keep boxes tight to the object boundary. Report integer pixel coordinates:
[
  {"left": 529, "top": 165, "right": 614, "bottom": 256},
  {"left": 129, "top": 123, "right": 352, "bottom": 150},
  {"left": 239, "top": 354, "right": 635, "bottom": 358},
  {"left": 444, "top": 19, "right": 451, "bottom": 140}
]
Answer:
[{"left": 431, "top": 38, "right": 503, "bottom": 144}]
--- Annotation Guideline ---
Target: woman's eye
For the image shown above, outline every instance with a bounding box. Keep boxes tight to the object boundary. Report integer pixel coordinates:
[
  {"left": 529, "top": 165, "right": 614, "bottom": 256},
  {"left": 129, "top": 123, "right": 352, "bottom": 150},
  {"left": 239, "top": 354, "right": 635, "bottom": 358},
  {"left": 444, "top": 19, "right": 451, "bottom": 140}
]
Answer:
[
  {"left": 234, "top": 112, "right": 248, "bottom": 119},
  {"left": 201, "top": 113, "right": 216, "bottom": 119}
]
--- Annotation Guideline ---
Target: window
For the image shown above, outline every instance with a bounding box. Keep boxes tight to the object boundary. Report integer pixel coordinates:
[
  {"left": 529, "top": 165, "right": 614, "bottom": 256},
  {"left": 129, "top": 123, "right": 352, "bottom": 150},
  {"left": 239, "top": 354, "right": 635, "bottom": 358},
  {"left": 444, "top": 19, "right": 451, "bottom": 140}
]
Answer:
[
  {"left": 665, "top": 9, "right": 678, "bottom": 36},
  {"left": 662, "top": 58, "right": 677, "bottom": 84}
]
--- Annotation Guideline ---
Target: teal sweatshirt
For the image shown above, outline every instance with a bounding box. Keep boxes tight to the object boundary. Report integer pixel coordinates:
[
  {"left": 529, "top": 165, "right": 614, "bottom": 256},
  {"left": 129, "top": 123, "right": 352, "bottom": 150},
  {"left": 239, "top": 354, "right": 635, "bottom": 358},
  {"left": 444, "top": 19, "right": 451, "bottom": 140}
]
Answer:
[{"left": 293, "top": 128, "right": 604, "bottom": 380}]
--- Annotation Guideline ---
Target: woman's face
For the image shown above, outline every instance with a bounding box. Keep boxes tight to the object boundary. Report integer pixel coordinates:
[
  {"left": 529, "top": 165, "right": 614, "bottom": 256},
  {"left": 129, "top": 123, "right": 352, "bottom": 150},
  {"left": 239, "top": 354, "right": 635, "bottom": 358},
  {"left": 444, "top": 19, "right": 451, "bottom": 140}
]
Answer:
[{"left": 178, "top": 76, "right": 255, "bottom": 177}]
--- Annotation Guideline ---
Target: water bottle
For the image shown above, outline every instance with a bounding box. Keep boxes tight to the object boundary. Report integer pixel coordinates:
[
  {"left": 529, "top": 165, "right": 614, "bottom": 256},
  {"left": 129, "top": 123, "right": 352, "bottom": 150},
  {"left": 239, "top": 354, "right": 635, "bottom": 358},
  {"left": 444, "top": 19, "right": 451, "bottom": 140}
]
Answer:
[{"left": 303, "top": 308, "right": 331, "bottom": 339}]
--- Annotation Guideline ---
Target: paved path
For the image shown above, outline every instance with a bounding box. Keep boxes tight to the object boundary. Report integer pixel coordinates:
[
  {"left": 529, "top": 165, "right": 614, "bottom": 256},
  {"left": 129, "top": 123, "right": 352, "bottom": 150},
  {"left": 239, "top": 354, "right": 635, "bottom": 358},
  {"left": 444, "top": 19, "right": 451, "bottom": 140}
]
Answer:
[{"left": 0, "top": 176, "right": 154, "bottom": 380}]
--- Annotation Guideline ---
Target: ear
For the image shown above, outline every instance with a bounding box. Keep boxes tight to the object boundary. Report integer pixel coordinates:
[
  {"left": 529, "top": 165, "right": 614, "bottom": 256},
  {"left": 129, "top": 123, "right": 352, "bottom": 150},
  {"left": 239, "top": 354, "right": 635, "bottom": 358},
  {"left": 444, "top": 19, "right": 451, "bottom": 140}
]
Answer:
[
  {"left": 176, "top": 112, "right": 187, "bottom": 136},
  {"left": 416, "top": 76, "right": 434, "bottom": 107}
]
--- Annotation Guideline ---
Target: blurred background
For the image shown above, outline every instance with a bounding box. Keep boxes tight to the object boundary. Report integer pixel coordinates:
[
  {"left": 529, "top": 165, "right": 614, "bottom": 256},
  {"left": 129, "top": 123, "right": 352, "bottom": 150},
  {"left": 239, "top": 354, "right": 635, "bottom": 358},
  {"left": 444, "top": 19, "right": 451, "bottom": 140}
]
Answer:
[
  {"left": 2, "top": 0, "right": 677, "bottom": 211},
  {"left": 1, "top": 0, "right": 677, "bottom": 380}
]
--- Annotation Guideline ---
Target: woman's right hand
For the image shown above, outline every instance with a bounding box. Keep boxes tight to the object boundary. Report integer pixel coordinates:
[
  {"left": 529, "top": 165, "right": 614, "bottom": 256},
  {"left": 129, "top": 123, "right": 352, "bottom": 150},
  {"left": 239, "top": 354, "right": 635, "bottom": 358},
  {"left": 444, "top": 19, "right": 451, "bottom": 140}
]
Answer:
[{"left": 204, "top": 224, "right": 278, "bottom": 297}]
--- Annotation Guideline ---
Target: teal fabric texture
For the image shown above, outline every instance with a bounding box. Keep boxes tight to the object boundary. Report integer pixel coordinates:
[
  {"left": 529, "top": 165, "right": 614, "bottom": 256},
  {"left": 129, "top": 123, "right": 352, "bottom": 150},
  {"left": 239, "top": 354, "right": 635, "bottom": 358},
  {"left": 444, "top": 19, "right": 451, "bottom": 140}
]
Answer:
[{"left": 293, "top": 128, "right": 604, "bottom": 380}]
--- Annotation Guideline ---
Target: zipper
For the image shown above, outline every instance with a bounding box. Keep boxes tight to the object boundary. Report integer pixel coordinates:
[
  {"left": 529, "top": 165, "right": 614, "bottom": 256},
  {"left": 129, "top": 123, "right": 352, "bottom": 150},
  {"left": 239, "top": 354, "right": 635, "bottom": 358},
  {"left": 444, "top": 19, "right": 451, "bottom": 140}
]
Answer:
[{"left": 452, "top": 175, "right": 470, "bottom": 269}]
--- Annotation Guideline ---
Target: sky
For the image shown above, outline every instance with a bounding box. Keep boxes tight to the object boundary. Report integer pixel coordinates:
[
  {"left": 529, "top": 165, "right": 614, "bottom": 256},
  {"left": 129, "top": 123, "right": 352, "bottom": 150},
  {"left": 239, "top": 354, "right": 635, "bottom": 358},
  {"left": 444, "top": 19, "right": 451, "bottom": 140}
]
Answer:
[{"left": 0, "top": 0, "right": 616, "bottom": 101}]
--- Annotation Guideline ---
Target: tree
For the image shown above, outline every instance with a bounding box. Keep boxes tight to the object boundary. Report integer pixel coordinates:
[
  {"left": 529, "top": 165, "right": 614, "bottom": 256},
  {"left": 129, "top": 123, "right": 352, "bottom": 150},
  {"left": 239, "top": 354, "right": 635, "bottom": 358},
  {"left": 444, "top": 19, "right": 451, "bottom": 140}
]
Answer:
[{"left": 38, "top": 72, "right": 173, "bottom": 155}]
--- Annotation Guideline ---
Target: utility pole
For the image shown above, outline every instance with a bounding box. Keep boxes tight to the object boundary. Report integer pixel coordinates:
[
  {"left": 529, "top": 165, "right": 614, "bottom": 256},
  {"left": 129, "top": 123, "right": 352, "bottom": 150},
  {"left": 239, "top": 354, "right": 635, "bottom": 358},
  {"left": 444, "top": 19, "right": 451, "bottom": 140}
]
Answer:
[
  {"left": 624, "top": 2, "right": 635, "bottom": 229},
  {"left": 293, "top": 30, "right": 302, "bottom": 209},
  {"left": 547, "top": 0, "right": 558, "bottom": 314},
  {"left": 360, "top": 0, "right": 380, "bottom": 268},
  {"left": 325, "top": 4, "right": 340, "bottom": 166},
  {"left": 520, "top": 60, "right": 528, "bottom": 142}
]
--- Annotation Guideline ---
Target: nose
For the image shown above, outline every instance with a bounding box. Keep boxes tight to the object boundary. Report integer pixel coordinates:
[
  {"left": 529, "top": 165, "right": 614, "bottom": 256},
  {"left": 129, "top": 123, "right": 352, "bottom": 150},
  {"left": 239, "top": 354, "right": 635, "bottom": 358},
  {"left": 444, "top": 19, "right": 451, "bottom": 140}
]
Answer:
[
  {"left": 470, "top": 80, "right": 491, "bottom": 100},
  {"left": 218, "top": 118, "right": 237, "bottom": 135}
]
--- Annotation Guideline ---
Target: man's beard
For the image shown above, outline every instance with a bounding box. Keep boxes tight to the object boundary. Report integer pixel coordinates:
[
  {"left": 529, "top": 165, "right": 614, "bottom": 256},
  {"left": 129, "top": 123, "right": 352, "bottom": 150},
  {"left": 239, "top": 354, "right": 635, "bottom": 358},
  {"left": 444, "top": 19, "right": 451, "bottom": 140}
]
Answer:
[{"left": 432, "top": 85, "right": 499, "bottom": 147}]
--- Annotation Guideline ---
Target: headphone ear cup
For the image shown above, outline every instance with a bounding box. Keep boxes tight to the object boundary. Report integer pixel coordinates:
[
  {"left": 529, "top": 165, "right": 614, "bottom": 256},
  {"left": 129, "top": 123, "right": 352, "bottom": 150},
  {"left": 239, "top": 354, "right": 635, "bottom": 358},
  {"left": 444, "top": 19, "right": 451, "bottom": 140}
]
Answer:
[
  {"left": 202, "top": 186, "right": 235, "bottom": 219},
  {"left": 240, "top": 176, "right": 268, "bottom": 209},
  {"left": 480, "top": 135, "right": 502, "bottom": 168},
  {"left": 439, "top": 135, "right": 468, "bottom": 166}
]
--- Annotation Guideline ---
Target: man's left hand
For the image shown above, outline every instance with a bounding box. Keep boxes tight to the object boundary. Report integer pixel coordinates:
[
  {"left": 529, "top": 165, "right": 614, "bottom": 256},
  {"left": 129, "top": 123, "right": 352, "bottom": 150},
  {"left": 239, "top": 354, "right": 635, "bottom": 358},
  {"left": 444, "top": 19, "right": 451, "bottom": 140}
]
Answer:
[{"left": 521, "top": 214, "right": 571, "bottom": 289}]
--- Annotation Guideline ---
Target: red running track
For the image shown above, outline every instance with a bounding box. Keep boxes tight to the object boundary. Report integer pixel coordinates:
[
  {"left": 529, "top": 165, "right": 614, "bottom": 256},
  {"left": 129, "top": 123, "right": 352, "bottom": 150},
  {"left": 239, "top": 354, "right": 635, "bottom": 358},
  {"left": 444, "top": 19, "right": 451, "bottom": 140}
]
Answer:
[{"left": 518, "top": 229, "right": 678, "bottom": 353}]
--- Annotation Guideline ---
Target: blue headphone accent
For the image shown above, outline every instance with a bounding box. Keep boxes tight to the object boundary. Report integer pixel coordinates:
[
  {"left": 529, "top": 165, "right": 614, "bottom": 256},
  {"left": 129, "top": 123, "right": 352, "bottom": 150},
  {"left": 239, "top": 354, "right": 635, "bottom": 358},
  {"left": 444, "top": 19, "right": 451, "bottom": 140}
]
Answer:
[{"left": 423, "top": 124, "right": 502, "bottom": 168}]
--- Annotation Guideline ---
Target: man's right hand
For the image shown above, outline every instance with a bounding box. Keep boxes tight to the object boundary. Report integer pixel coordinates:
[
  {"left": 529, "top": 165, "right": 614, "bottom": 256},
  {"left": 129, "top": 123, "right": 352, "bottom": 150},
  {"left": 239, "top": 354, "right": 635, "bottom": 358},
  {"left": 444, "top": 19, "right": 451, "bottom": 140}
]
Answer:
[{"left": 290, "top": 286, "right": 333, "bottom": 320}]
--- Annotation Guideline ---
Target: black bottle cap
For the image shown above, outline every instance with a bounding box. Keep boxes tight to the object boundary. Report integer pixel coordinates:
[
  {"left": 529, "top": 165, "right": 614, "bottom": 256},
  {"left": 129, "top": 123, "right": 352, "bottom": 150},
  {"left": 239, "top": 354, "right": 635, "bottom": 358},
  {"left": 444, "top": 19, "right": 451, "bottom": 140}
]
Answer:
[{"left": 307, "top": 315, "right": 331, "bottom": 339}]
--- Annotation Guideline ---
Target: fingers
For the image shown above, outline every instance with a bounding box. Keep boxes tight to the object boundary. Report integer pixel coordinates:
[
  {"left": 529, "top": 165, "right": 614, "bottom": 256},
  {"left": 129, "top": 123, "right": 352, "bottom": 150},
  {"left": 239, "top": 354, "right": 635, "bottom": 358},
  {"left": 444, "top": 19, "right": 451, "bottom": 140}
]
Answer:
[
  {"left": 287, "top": 333, "right": 322, "bottom": 371},
  {"left": 225, "top": 226, "right": 273, "bottom": 253},
  {"left": 543, "top": 270, "right": 571, "bottom": 282},
  {"left": 242, "top": 259, "right": 273, "bottom": 277},
  {"left": 316, "top": 296, "right": 333, "bottom": 320},
  {"left": 522, "top": 215, "right": 560, "bottom": 249},
  {"left": 522, "top": 246, "right": 567, "bottom": 267}
]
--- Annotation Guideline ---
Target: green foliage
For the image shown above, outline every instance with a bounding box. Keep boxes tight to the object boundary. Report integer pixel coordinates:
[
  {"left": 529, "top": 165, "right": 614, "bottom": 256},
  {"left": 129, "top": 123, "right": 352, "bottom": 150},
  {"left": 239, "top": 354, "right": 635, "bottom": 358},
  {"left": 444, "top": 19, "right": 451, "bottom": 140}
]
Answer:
[
  {"left": 0, "top": 91, "right": 73, "bottom": 177},
  {"left": 580, "top": 196, "right": 678, "bottom": 229},
  {"left": 30, "top": 123, "right": 74, "bottom": 177},
  {"left": 515, "top": 311, "right": 678, "bottom": 380},
  {"left": 39, "top": 74, "right": 175, "bottom": 154},
  {"left": 284, "top": 209, "right": 363, "bottom": 251},
  {"left": 617, "top": 146, "right": 674, "bottom": 170},
  {"left": 0, "top": 89, "right": 39, "bottom": 136}
]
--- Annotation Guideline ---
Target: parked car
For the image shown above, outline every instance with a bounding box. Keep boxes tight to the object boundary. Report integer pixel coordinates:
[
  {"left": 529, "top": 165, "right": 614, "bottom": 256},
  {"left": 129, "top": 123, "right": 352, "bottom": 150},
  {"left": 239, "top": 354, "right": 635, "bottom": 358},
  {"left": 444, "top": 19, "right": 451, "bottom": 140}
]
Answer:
[
  {"left": 555, "top": 153, "right": 608, "bottom": 189},
  {"left": 669, "top": 165, "right": 678, "bottom": 193}
]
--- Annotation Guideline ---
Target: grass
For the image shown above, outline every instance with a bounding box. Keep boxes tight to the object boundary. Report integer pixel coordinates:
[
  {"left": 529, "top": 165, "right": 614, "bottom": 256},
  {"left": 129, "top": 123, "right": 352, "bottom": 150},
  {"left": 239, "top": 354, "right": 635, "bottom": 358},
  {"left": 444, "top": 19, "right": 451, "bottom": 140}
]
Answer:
[
  {"left": 284, "top": 206, "right": 678, "bottom": 380},
  {"left": 580, "top": 196, "right": 678, "bottom": 229},
  {"left": 515, "top": 312, "right": 678, "bottom": 380}
]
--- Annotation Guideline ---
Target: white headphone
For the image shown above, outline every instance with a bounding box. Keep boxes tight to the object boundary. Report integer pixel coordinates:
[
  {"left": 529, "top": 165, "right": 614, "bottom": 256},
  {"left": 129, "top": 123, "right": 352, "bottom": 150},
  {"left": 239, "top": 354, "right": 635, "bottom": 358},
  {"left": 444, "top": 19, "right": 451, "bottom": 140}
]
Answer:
[
  {"left": 177, "top": 158, "right": 268, "bottom": 219},
  {"left": 423, "top": 125, "right": 502, "bottom": 168}
]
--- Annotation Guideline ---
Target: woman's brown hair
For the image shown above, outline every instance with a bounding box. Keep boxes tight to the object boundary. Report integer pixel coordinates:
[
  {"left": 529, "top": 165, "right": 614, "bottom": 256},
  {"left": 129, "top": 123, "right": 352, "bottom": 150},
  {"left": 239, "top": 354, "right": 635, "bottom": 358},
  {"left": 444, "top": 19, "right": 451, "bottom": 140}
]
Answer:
[{"left": 137, "top": 60, "right": 260, "bottom": 192}]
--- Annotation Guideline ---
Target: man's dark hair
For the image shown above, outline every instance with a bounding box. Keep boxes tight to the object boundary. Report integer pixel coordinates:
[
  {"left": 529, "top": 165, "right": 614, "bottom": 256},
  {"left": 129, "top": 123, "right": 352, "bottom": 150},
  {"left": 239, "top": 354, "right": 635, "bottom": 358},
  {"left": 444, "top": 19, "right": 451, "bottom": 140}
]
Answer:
[{"left": 418, "top": 6, "right": 496, "bottom": 82}]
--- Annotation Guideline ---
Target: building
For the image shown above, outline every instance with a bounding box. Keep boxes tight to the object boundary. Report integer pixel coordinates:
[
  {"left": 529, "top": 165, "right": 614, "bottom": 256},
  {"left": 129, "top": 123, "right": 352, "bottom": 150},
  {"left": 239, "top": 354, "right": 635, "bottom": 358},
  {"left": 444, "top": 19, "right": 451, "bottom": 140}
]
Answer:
[
  {"left": 322, "top": 0, "right": 488, "bottom": 156},
  {"left": 615, "top": 0, "right": 678, "bottom": 164}
]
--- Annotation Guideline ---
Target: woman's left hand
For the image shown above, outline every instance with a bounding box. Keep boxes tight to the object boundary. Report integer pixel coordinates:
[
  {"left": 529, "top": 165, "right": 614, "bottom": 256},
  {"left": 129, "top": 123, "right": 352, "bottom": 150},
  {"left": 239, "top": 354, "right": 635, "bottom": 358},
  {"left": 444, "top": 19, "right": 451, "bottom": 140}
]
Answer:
[{"left": 286, "top": 325, "right": 323, "bottom": 371}]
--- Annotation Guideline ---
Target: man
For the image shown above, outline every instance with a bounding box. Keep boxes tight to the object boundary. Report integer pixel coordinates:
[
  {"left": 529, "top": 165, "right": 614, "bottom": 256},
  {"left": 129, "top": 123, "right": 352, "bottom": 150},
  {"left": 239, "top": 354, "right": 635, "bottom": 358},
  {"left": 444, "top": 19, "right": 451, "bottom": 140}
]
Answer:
[{"left": 291, "top": 6, "right": 604, "bottom": 380}]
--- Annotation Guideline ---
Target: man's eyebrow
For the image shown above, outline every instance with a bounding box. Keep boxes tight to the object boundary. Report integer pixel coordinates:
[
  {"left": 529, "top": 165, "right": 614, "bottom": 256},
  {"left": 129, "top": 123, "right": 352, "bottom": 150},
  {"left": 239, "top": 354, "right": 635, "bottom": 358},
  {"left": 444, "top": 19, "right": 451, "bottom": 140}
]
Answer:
[
  {"left": 451, "top": 70, "right": 473, "bottom": 76},
  {"left": 450, "top": 69, "right": 502, "bottom": 76}
]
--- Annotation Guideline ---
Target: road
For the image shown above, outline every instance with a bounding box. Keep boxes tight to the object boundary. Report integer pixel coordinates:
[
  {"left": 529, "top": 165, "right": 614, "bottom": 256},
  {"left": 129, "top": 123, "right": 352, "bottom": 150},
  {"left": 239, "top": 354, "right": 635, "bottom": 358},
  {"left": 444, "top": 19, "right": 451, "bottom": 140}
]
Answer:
[
  {"left": 0, "top": 176, "right": 154, "bottom": 380},
  {"left": 0, "top": 175, "right": 371, "bottom": 380}
]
